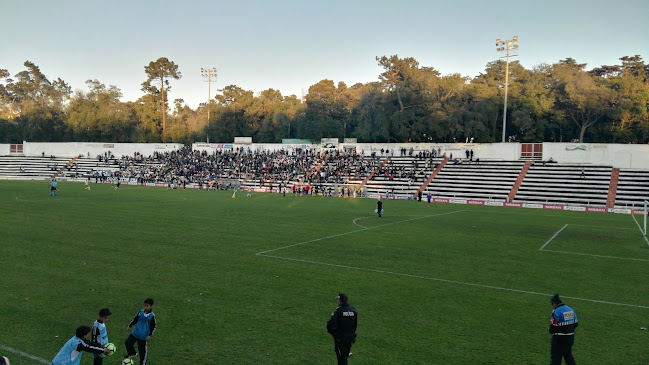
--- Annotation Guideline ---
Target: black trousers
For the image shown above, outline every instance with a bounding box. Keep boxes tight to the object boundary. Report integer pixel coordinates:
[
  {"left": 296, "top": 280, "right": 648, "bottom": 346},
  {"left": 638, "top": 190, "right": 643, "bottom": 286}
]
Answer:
[
  {"left": 93, "top": 354, "right": 104, "bottom": 365},
  {"left": 550, "top": 335, "right": 576, "bottom": 365},
  {"left": 125, "top": 334, "right": 149, "bottom": 365},
  {"left": 334, "top": 338, "right": 353, "bottom": 365}
]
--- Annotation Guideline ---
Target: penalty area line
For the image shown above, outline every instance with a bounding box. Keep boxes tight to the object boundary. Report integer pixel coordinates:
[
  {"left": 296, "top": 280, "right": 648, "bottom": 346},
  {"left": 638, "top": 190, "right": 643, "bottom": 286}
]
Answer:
[
  {"left": 258, "top": 254, "right": 649, "bottom": 309},
  {"left": 539, "top": 224, "right": 568, "bottom": 251},
  {"left": 542, "top": 249, "right": 649, "bottom": 262},
  {"left": 0, "top": 344, "right": 49, "bottom": 364}
]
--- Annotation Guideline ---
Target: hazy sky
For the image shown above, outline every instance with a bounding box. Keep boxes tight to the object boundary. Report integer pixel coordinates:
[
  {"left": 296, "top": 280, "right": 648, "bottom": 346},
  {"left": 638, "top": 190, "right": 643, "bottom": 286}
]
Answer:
[{"left": 1, "top": 0, "right": 647, "bottom": 109}]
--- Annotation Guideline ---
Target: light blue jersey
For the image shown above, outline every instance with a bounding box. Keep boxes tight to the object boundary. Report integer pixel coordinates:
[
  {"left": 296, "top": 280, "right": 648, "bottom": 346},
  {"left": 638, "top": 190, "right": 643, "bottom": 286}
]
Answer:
[
  {"left": 50, "top": 181, "right": 58, "bottom": 196},
  {"left": 131, "top": 309, "right": 156, "bottom": 340},
  {"left": 91, "top": 320, "right": 108, "bottom": 359},
  {"left": 92, "top": 321, "right": 108, "bottom": 345},
  {"left": 50, "top": 336, "right": 85, "bottom": 365}
]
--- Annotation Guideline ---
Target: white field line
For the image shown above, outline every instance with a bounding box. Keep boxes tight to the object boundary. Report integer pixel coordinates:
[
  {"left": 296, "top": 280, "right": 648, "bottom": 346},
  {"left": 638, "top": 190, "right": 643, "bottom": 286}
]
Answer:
[
  {"left": 258, "top": 254, "right": 649, "bottom": 309},
  {"left": 352, "top": 216, "right": 370, "bottom": 229},
  {"left": 255, "top": 210, "right": 466, "bottom": 255},
  {"left": 568, "top": 224, "right": 637, "bottom": 231},
  {"left": 542, "top": 249, "right": 649, "bottom": 262},
  {"left": 353, "top": 215, "right": 421, "bottom": 230},
  {"left": 631, "top": 214, "right": 649, "bottom": 247},
  {"left": 471, "top": 209, "right": 634, "bottom": 222},
  {"left": 539, "top": 224, "right": 569, "bottom": 251},
  {"left": 0, "top": 344, "right": 49, "bottom": 364}
]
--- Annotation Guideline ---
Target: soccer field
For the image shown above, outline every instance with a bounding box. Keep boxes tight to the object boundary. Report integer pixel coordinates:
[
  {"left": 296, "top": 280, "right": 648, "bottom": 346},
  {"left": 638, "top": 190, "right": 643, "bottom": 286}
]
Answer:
[{"left": 1, "top": 181, "right": 648, "bottom": 364}]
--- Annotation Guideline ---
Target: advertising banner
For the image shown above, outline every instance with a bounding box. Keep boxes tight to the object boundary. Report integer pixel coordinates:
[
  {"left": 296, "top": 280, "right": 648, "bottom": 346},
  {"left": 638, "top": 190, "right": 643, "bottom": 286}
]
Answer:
[
  {"left": 467, "top": 200, "right": 485, "bottom": 205},
  {"left": 564, "top": 206, "right": 586, "bottom": 212},
  {"left": 504, "top": 202, "right": 522, "bottom": 207},
  {"left": 586, "top": 207, "right": 607, "bottom": 213},
  {"left": 543, "top": 204, "right": 564, "bottom": 210},
  {"left": 485, "top": 201, "right": 504, "bottom": 206},
  {"left": 523, "top": 203, "right": 543, "bottom": 209}
]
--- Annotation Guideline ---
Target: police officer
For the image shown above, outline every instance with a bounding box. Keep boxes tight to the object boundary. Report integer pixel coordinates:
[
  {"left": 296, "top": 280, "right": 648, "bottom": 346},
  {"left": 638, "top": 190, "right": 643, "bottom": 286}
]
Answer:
[
  {"left": 327, "top": 293, "right": 358, "bottom": 365},
  {"left": 548, "top": 294, "right": 578, "bottom": 365}
]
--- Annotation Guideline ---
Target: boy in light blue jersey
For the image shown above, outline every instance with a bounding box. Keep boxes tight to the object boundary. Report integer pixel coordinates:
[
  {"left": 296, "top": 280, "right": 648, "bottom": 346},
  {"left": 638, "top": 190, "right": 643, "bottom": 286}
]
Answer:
[
  {"left": 49, "top": 179, "right": 58, "bottom": 197},
  {"left": 51, "top": 325, "right": 110, "bottom": 365},
  {"left": 91, "top": 308, "right": 112, "bottom": 365},
  {"left": 124, "top": 298, "right": 157, "bottom": 365}
]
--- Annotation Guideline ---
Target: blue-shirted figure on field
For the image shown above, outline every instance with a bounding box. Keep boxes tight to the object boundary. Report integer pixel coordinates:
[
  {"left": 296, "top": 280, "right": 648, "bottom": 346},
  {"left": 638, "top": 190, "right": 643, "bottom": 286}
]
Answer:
[
  {"left": 124, "top": 298, "right": 157, "bottom": 365},
  {"left": 49, "top": 179, "right": 58, "bottom": 197},
  {"left": 51, "top": 325, "right": 110, "bottom": 365},
  {"left": 549, "top": 294, "right": 578, "bottom": 365},
  {"left": 91, "top": 308, "right": 112, "bottom": 365}
]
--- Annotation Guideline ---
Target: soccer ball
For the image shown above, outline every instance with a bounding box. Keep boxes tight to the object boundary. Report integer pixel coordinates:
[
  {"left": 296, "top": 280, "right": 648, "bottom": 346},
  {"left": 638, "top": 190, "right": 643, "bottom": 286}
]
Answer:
[
  {"left": 105, "top": 343, "right": 116, "bottom": 355},
  {"left": 122, "top": 358, "right": 134, "bottom": 365}
]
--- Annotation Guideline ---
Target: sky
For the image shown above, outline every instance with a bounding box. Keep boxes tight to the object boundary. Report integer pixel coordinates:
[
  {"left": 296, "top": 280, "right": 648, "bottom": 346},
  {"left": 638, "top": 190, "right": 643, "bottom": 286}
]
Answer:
[{"left": 1, "top": 0, "right": 647, "bottom": 109}]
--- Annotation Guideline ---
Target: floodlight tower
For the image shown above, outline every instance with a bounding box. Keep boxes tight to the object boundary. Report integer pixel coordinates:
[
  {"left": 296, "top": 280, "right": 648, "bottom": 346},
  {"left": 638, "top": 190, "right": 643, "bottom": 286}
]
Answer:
[
  {"left": 495, "top": 36, "right": 518, "bottom": 143},
  {"left": 200, "top": 67, "right": 218, "bottom": 128}
]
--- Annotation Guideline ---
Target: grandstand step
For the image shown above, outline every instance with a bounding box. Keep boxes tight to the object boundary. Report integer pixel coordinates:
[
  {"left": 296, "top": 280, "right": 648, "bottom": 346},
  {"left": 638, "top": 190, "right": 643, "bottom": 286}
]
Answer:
[
  {"left": 508, "top": 161, "right": 532, "bottom": 202},
  {"left": 414, "top": 157, "right": 449, "bottom": 197},
  {"left": 606, "top": 168, "right": 619, "bottom": 208}
]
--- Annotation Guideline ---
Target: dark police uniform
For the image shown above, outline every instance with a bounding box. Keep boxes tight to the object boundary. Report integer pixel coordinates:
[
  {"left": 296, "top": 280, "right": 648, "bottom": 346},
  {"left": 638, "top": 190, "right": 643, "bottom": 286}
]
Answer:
[
  {"left": 548, "top": 294, "right": 578, "bottom": 365},
  {"left": 327, "top": 294, "right": 358, "bottom": 365}
]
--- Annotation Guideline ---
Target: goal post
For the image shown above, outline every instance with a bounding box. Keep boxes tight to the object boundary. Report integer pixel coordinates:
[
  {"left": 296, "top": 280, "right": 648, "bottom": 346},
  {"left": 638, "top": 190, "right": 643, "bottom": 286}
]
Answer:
[{"left": 642, "top": 200, "right": 649, "bottom": 236}]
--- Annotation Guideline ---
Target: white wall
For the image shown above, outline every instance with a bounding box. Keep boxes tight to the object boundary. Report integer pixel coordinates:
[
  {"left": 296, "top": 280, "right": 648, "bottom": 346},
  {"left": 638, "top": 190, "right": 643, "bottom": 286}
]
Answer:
[
  {"left": 348, "top": 143, "right": 520, "bottom": 160},
  {"left": 3, "top": 141, "right": 648, "bottom": 169},
  {"left": 22, "top": 142, "right": 184, "bottom": 158},
  {"left": 543, "top": 143, "right": 649, "bottom": 169}
]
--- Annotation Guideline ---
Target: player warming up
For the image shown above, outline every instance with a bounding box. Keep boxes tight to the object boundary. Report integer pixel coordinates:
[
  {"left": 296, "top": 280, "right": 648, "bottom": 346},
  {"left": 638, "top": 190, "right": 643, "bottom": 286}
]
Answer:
[
  {"left": 124, "top": 298, "right": 157, "bottom": 365},
  {"left": 91, "top": 308, "right": 112, "bottom": 365},
  {"left": 51, "top": 325, "right": 111, "bottom": 365},
  {"left": 49, "top": 179, "right": 59, "bottom": 197}
]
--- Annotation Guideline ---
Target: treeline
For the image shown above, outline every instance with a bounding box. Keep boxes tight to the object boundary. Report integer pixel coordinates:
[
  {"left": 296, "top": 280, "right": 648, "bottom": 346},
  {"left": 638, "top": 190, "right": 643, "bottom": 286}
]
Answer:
[{"left": 0, "top": 55, "right": 648, "bottom": 144}]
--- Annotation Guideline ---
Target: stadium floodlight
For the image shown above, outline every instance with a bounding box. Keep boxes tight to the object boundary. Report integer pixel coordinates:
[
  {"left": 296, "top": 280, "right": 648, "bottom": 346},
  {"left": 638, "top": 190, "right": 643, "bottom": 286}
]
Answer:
[
  {"left": 495, "top": 35, "right": 519, "bottom": 143},
  {"left": 200, "top": 67, "right": 218, "bottom": 130}
]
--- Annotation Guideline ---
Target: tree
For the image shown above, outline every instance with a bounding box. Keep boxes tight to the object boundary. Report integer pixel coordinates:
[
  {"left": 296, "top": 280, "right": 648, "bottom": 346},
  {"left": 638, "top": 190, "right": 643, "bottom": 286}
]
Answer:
[
  {"left": 67, "top": 80, "right": 137, "bottom": 141},
  {"left": 551, "top": 59, "right": 615, "bottom": 142},
  {"left": 141, "top": 57, "right": 182, "bottom": 132}
]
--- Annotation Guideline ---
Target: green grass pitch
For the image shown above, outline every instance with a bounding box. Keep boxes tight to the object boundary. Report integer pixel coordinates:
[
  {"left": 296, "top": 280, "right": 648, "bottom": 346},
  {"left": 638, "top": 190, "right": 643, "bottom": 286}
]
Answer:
[{"left": 1, "top": 181, "right": 648, "bottom": 364}]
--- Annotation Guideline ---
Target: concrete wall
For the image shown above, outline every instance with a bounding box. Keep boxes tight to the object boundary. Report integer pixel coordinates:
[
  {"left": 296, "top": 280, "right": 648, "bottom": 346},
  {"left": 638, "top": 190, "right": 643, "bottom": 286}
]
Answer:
[
  {"left": 3, "top": 141, "right": 648, "bottom": 169},
  {"left": 192, "top": 142, "right": 521, "bottom": 160},
  {"left": 20, "top": 142, "right": 184, "bottom": 158},
  {"left": 543, "top": 143, "right": 649, "bottom": 169}
]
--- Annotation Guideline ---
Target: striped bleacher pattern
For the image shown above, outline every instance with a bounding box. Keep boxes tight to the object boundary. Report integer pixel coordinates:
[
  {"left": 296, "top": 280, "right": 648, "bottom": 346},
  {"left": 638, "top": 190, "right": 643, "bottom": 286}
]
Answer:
[
  {"left": 363, "top": 156, "right": 437, "bottom": 198},
  {"left": 424, "top": 160, "right": 525, "bottom": 201},
  {"left": 514, "top": 164, "right": 611, "bottom": 206},
  {"left": 2, "top": 152, "right": 647, "bottom": 210},
  {"left": 614, "top": 169, "right": 649, "bottom": 208},
  {"left": 0, "top": 156, "right": 71, "bottom": 180}
]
